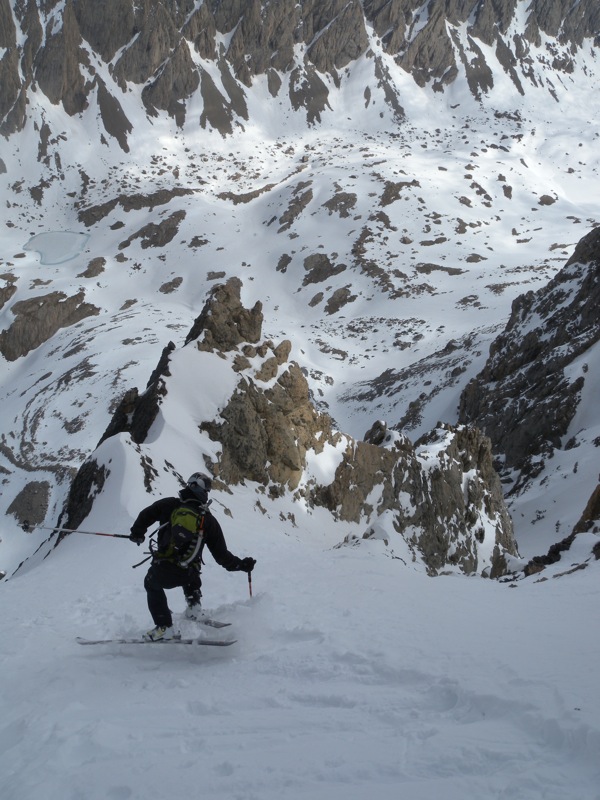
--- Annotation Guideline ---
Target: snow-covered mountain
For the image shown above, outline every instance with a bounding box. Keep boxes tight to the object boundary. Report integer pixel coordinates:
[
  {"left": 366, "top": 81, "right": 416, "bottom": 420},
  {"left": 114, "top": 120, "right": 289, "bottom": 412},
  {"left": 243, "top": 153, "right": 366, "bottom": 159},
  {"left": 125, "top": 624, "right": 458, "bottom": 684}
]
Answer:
[
  {"left": 1, "top": 0, "right": 600, "bottom": 576},
  {"left": 1, "top": 3, "right": 600, "bottom": 798},
  {"left": 0, "top": 1, "right": 598, "bottom": 570}
]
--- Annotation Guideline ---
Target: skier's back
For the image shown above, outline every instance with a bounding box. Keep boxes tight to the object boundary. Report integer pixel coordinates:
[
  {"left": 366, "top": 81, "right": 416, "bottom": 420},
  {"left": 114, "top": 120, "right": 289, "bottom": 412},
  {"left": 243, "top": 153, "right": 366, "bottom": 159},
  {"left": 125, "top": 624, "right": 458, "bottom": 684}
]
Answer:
[{"left": 129, "top": 472, "right": 255, "bottom": 640}]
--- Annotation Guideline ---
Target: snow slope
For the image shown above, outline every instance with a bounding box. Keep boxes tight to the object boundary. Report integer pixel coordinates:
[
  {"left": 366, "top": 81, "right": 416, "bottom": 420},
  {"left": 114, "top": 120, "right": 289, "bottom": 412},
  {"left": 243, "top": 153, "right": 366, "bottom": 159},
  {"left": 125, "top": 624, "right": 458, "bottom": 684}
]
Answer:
[
  {"left": 1, "top": 488, "right": 599, "bottom": 800},
  {"left": 2, "top": 9, "right": 600, "bottom": 797}
]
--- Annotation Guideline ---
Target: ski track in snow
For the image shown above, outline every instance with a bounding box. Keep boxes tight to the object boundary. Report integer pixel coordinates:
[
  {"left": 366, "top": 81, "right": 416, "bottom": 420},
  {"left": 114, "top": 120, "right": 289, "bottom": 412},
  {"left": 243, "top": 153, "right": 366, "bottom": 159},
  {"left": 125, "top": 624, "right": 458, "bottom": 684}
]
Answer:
[{"left": 1, "top": 523, "right": 599, "bottom": 800}]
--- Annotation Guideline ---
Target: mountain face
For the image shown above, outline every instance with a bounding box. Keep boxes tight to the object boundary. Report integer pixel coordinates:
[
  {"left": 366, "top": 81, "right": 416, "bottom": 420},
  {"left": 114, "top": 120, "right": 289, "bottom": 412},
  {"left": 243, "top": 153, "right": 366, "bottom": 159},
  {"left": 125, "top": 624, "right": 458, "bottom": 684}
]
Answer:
[
  {"left": 459, "top": 227, "right": 600, "bottom": 573},
  {"left": 55, "top": 276, "right": 518, "bottom": 579},
  {"left": 0, "top": 1, "right": 599, "bottom": 578},
  {"left": 1, "top": 0, "right": 599, "bottom": 139},
  {"left": 459, "top": 227, "right": 600, "bottom": 487}
]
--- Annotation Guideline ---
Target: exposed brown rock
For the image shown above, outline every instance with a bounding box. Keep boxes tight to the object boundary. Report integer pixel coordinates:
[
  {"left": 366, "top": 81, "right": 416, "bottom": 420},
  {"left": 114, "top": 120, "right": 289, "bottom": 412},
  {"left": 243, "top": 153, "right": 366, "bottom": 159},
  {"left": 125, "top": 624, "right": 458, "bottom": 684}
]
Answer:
[
  {"left": 185, "top": 277, "right": 263, "bottom": 351},
  {"left": 0, "top": 291, "right": 100, "bottom": 361},
  {"left": 380, "top": 180, "right": 420, "bottom": 207},
  {"left": 77, "top": 257, "right": 106, "bottom": 279},
  {"left": 224, "top": 0, "right": 297, "bottom": 82},
  {"left": 56, "top": 458, "right": 109, "bottom": 537},
  {"left": 322, "top": 191, "right": 357, "bottom": 218},
  {"left": 0, "top": 0, "right": 22, "bottom": 132},
  {"left": 183, "top": 2, "right": 217, "bottom": 60},
  {"left": 159, "top": 277, "right": 183, "bottom": 294},
  {"left": 302, "top": 253, "right": 346, "bottom": 286},
  {"left": 118, "top": 210, "right": 186, "bottom": 250},
  {"left": 279, "top": 182, "right": 313, "bottom": 232},
  {"left": 202, "top": 359, "right": 333, "bottom": 491},
  {"left": 315, "top": 422, "right": 516, "bottom": 577},
  {"left": 78, "top": 189, "right": 195, "bottom": 227},
  {"left": 324, "top": 286, "right": 357, "bottom": 314},
  {"left": 288, "top": 64, "right": 331, "bottom": 125},
  {"left": 73, "top": 0, "right": 137, "bottom": 61},
  {"left": 182, "top": 282, "right": 516, "bottom": 574},
  {"left": 0, "top": 274, "right": 18, "bottom": 310},
  {"left": 572, "top": 484, "right": 600, "bottom": 535},
  {"left": 306, "top": 0, "right": 370, "bottom": 73},
  {"left": 198, "top": 67, "right": 235, "bottom": 135},
  {"left": 364, "top": 419, "right": 388, "bottom": 446},
  {"left": 112, "top": 2, "right": 180, "bottom": 88}
]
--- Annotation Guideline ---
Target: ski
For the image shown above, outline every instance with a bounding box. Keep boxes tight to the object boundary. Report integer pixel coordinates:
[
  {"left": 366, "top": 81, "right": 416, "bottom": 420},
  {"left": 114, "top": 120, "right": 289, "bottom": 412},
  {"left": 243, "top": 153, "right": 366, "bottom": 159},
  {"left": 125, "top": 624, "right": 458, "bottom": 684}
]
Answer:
[
  {"left": 76, "top": 636, "right": 236, "bottom": 647},
  {"left": 193, "top": 616, "right": 231, "bottom": 629}
]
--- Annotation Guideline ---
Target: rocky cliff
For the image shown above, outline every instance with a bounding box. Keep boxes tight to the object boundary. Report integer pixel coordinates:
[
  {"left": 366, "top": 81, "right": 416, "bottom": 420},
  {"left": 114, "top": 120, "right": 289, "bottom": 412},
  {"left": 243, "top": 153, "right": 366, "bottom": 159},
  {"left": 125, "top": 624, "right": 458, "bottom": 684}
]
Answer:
[
  {"left": 459, "top": 226, "right": 600, "bottom": 571},
  {"left": 459, "top": 227, "right": 600, "bottom": 486},
  {"left": 1, "top": 0, "right": 598, "bottom": 138},
  {"left": 60, "top": 277, "right": 518, "bottom": 577}
]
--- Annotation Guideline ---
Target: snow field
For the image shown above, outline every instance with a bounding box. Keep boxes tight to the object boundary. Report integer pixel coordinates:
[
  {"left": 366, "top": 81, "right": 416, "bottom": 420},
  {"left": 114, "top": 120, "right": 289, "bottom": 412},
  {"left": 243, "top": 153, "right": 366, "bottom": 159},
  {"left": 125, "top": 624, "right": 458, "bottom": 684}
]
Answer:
[{"left": 1, "top": 500, "right": 599, "bottom": 800}]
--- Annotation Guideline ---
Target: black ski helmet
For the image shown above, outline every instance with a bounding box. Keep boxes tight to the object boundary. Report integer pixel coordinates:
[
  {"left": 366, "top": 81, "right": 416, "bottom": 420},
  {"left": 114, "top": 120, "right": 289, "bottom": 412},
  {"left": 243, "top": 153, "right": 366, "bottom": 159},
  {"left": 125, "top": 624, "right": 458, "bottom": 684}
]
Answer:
[{"left": 185, "top": 472, "right": 212, "bottom": 504}]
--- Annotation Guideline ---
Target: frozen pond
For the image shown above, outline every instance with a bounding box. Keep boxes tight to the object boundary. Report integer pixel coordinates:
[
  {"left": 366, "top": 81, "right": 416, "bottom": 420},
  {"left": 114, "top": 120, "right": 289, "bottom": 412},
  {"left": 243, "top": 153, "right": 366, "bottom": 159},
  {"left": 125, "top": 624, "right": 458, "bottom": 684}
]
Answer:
[{"left": 23, "top": 231, "right": 89, "bottom": 265}]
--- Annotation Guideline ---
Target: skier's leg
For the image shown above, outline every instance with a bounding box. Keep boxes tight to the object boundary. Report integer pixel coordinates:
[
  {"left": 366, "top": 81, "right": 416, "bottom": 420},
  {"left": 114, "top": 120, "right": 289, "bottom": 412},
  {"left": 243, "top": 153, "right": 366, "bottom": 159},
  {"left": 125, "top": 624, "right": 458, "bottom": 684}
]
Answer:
[
  {"left": 183, "top": 565, "right": 202, "bottom": 616},
  {"left": 144, "top": 563, "right": 180, "bottom": 627}
]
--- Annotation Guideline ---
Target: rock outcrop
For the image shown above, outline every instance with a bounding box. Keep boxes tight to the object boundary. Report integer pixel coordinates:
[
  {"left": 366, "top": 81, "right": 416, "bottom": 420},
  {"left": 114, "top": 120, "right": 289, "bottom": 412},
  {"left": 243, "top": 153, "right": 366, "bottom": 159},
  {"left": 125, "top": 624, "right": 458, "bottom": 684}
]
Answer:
[
  {"left": 96, "top": 341, "right": 176, "bottom": 447},
  {"left": 0, "top": 290, "right": 100, "bottom": 361},
  {"left": 7, "top": 480, "right": 51, "bottom": 530},
  {"left": 459, "top": 227, "right": 600, "bottom": 486},
  {"left": 57, "top": 458, "right": 109, "bottom": 536},
  {"left": 185, "top": 277, "right": 263, "bottom": 350},
  {"left": 185, "top": 278, "right": 334, "bottom": 492},
  {"left": 572, "top": 484, "right": 600, "bottom": 536},
  {"left": 316, "top": 422, "right": 516, "bottom": 578}
]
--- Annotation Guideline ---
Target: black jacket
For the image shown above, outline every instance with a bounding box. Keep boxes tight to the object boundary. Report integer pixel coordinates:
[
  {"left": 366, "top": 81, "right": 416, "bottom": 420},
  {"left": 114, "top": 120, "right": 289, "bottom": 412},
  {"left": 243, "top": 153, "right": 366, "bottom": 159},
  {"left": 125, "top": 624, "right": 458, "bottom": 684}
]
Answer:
[{"left": 130, "top": 496, "right": 243, "bottom": 571}]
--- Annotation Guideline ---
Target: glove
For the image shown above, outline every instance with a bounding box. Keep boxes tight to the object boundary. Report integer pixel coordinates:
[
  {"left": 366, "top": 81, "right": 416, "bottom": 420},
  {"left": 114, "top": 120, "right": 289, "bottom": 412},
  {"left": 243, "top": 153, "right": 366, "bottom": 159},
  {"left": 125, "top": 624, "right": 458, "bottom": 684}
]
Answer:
[
  {"left": 238, "top": 557, "right": 256, "bottom": 574},
  {"left": 129, "top": 531, "right": 145, "bottom": 545}
]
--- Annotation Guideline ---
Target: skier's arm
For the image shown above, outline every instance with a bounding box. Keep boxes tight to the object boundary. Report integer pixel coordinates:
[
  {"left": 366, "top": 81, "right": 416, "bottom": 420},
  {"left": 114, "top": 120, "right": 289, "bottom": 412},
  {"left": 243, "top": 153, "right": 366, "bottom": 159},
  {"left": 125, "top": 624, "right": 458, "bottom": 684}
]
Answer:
[
  {"left": 204, "top": 516, "right": 254, "bottom": 572},
  {"left": 130, "top": 498, "right": 175, "bottom": 540}
]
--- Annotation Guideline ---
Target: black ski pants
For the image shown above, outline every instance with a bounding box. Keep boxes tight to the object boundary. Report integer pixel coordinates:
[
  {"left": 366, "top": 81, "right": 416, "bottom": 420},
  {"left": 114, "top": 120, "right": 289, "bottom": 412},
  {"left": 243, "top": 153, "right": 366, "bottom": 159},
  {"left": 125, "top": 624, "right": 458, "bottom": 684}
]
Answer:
[{"left": 143, "top": 560, "right": 201, "bottom": 627}]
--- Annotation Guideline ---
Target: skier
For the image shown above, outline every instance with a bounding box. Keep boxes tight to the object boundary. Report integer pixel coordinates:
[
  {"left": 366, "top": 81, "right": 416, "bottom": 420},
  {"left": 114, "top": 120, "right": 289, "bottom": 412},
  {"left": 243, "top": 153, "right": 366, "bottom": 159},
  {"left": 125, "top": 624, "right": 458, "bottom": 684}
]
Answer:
[{"left": 129, "top": 472, "right": 256, "bottom": 641}]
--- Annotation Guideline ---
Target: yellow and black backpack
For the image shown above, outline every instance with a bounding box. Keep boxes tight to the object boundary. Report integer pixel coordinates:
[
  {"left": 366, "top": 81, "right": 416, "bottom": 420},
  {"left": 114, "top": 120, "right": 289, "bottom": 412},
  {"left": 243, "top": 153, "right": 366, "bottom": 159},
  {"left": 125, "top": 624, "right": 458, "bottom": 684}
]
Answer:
[{"left": 154, "top": 504, "right": 205, "bottom": 567}]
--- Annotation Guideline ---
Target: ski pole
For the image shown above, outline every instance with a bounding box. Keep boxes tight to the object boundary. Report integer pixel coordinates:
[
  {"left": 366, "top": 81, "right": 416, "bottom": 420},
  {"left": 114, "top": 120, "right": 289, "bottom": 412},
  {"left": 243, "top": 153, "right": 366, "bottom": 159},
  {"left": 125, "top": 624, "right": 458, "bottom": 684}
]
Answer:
[
  {"left": 248, "top": 571, "right": 253, "bottom": 598},
  {"left": 22, "top": 520, "right": 131, "bottom": 539}
]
